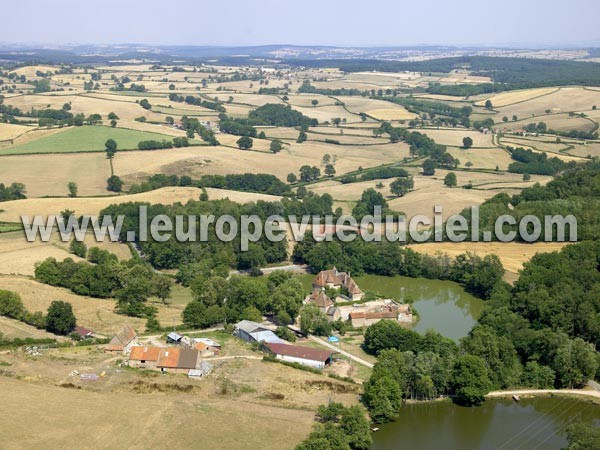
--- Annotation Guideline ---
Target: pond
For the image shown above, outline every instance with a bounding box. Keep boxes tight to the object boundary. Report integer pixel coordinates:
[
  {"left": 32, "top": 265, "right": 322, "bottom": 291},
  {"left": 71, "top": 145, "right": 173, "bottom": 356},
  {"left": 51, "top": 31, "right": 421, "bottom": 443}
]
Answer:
[
  {"left": 297, "top": 273, "right": 483, "bottom": 340},
  {"left": 354, "top": 275, "right": 484, "bottom": 341},
  {"left": 371, "top": 397, "right": 600, "bottom": 450}
]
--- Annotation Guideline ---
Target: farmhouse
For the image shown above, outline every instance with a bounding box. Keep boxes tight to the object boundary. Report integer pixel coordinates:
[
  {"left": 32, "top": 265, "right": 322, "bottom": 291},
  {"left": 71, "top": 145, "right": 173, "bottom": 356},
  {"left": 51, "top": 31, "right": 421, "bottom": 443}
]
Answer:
[
  {"left": 234, "top": 320, "right": 269, "bottom": 342},
  {"left": 128, "top": 346, "right": 162, "bottom": 369},
  {"left": 348, "top": 303, "right": 413, "bottom": 327},
  {"left": 73, "top": 326, "right": 93, "bottom": 339},
  {"left": 265, "top": 342, "right": 336, "bottom": 370},
  {"left": 156, "top": 348, "right": 200, "bottom": 374},
  {"left": 105, "top": 325, "right": 137, "bottom": 354},
  {"left": 311, "top": 267, "right": 363, "bottom": 301}
]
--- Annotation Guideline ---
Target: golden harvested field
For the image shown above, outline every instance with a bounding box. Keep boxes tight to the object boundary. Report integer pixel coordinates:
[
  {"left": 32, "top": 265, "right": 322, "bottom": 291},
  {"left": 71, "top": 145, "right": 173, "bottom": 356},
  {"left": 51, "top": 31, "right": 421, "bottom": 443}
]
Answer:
[
  {"left": 261, "top": 126, "right": 303, "bottom": 140},
  {"left": 0, "top": 316, "right": 58, "bottom": 339},
  {"left": 291, "top": 104, "right": 362, "bottom": 123},
  {"left": 475, "top": 87, "right": 559, "bottom": 107},
  {"left": 421, "top": 128, "right": 496, "bottom": 148},
  {"left": 9, "top": 65, "right": 58, "bottom": 77},
  {"left": 342, "top": 97, "right": 415, "bottom": 120},
  {"left": 446, "top": 147, "right": 513, "bottom": 169},
  {"left": 0, "top": 187, "right": 204, "bottom": 222},
  {"left": 222, "top": 93, "right": 284, "bottom": 106},
  {"left": 312, "top": 169, "right": 539, "bottom": 216},
  {"left": 565, "top": 142, "right": 600, "bottom": 158},
  {"left": 7, "top": 94, "right": 165, "bottom": 123},
  {"left": 204, "top": 188, "right": 282, "bottom": 204},
  {"left": 309, "top": 178, "right": 394, "bottom": 202},
  {"left": 306, "top": 132, "right": 381, "bottom": 145},
  {"left": 366, "top": 108, "right": 417, "bottom": 121},
  {"left": 387, "top": 171, "right": 522, "bottom": 217},
  {"left": 0, "top": 152, "right": 110, "bottom": 197},
  {"left": 310, "top": 126, "right": 378, "bottom": 137},
  {"left": 286, "top": 94, "right": 338, "bottom": 107},
  {"left": 408, "top": 241, "right": 570, "bottom": 275},
  {"left": 0, "top": 123, "right": 34, "bottom": 141},
  {"left": 0, "top": 231, "right": 85, "bottom": 276},
  {"left": 496, "top": 87, "right": 600, "bottom": 118},
  {"left": 0, "top": 187, "right": 282, "bottom": 223},
  {"left": 0, "top": 350, "right": 361, "bottom": 450},
  {"left": 501, "top": 136, "right": 571, "bottom": 153},
  {"left": 500, "top": 114, "right": 596, "bottom": 133},
  {"left": 114, "top": 141, "right": 407, "bottom": 185},
  {"left": 0, "top": 276, "right": 146, "bottom": 333},
  {"left": 216, "top": 133, "right": 275, "bottom": 152}
]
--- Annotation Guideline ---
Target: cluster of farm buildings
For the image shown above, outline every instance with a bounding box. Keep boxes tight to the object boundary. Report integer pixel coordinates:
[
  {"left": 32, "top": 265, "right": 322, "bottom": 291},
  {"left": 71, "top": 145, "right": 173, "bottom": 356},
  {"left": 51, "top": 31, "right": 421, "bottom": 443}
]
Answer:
[
  {"left": 98, "top": 267, "right": 412, "bottom": 374},
  {"left": 306, "top": 267, "right": 413, "bottom": 326}
]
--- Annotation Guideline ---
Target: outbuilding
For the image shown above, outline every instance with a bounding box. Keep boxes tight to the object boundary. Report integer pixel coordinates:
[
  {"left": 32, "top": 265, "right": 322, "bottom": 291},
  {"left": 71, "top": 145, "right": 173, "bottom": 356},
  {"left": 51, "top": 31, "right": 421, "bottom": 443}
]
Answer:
[{"left": 265, "top": 342, "right": 336, "bottom": 370}]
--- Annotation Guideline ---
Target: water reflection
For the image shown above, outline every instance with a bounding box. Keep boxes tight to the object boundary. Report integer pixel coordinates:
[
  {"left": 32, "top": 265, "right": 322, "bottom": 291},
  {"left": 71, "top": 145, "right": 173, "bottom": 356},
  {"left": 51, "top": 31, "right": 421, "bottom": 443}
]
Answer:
[
  {"left": 354, "top": 275, "right": 484, "bottom": 341},
  {"left": 372, "top": 398, "right": 600, "bottom": 450}
]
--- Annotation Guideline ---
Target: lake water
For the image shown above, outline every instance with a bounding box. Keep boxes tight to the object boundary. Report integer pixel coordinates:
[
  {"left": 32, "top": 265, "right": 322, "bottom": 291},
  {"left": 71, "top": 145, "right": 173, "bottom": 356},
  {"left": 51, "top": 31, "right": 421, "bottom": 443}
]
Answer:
[
  {"left": 371, "top": 397, "right": 600, "bottom": 450},
  {"left": 353, "top": 275, "right": 484, "bottom": 341}
]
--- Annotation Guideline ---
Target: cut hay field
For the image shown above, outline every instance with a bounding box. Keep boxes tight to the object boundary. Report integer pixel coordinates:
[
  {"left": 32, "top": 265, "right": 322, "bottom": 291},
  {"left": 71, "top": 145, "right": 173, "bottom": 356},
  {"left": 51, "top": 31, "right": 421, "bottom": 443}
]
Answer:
[
  {"left": 500, "top": 114, "right": 596, "bottom": 133},
  {"left": 0, "top": 355, "right": 357, "bottom": 450},
  {"left": 0, "top": 152, "right": 111, "bottom": 197},
  {"left": 496, "top": 87, "right": 600, "bottom": 118},
  {"left": 0, "top": 187, "right": 205, "bottom": 222},
  {"left": 565, "top": 142, "right": 600, "bottom": 158},
  {"left": 420, "top": 128, "right": 496, "bottom": 148},
  {"left": 0, "top": 229, "right": 130, "bottom": 277},
  {"left": 0, "top": 187, "right": 282, "bottom": 223},
  {"left": 0, "top": 276, "right": 147, "bottom": 333},
  {"left": 0, "top": 123, "right": 34, "bottom": 141},
  {"left": 1, "top": 125, "right": 197, "bottom": 155},
  {"left": 310, "top": 169, "right": 542, "bottom": 217},
  {"left": 115, "top": 141, "right": 408, "bottom": 185},
  {"left": 408, "top": 241, "right": 570, "bottom": 275},
  {"left": 6, "top": 93, "right": 166, "bottom": 123},
  {"left": 342, "top": 97, "right": 416, "bottom": 121},
  {"left": 475, "top": 87, "right": 560, "bottom": 107},
  {"left": 501, "top": 136, "right": 572, "bottom": 153},
  {"left": 0, "top": 316, "right": 58, "bottom": 339},
  {"left": 0, "top": 231, "right": 85, "bottom": 276},
  {"left": 446, "top": 146, "right": 513, "bottom": 169},
  {"left": 291, "top": 104, "right": 362, "bottom": 123},
  {"left": 387, "top": 171, "right": 522, "bottom": 217}
]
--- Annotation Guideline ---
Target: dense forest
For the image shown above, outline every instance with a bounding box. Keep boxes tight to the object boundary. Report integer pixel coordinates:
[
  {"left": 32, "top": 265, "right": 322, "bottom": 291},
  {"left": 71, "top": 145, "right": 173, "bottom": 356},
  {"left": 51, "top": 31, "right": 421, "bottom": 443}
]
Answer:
[
  {"left": 0, "top": 182, "right": 26, "bottom": 201},
  {"left": 507, "top": 147, "right": 570, "bottom": 176},
  {"left": 99, "top": 193, "right": 334, "bottom": 270},
  {"left": 362, "top": 240, "right": 600, "bottom": 423}
]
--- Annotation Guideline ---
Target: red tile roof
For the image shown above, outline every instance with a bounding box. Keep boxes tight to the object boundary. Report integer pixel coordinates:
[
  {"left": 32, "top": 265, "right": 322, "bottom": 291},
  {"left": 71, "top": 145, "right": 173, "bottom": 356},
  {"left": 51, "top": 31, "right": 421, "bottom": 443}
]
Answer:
[
  {"left": 129, "top": 346, "right": 162, "bottom": 362},
  {"left": 157, "top": 348, "right": 181, "bottom": 368},
  {"left": 265, "top": 343, "right": 336, "bottom": 362}
]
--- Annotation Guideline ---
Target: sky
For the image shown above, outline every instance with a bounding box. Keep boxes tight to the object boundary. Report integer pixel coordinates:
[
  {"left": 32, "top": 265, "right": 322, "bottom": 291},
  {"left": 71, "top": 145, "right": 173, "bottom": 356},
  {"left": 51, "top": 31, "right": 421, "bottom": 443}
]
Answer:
[{"left": 2, "top": 0, "right": 600, "bottom": 47}]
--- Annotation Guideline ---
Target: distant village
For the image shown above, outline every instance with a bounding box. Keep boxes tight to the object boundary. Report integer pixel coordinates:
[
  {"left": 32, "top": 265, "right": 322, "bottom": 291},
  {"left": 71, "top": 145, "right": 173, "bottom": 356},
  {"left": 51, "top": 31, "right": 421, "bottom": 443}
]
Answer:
[{"left": 95, "top": 267, "right": 413, "bottom": 376}]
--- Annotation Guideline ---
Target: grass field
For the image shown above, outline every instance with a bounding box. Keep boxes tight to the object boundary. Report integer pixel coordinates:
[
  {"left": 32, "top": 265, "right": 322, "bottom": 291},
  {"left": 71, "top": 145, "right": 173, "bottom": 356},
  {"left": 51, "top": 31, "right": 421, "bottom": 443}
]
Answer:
[{"left": 1, "top": 125, "right": 199, "bottom": 155}]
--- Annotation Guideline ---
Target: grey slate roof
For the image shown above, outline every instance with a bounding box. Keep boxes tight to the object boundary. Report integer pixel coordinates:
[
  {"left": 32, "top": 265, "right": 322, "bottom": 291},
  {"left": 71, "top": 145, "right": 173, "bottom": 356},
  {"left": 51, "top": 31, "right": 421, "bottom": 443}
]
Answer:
[{"left": 234, "top": 320, "right": 267, "bottom": 335}]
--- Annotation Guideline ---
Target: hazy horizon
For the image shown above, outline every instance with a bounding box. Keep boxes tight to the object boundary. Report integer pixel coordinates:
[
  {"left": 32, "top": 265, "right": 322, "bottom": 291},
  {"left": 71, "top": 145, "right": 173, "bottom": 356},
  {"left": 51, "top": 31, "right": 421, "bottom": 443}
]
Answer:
[{"left": 2, "top": 0, "right": 599, "bottom": 48}]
